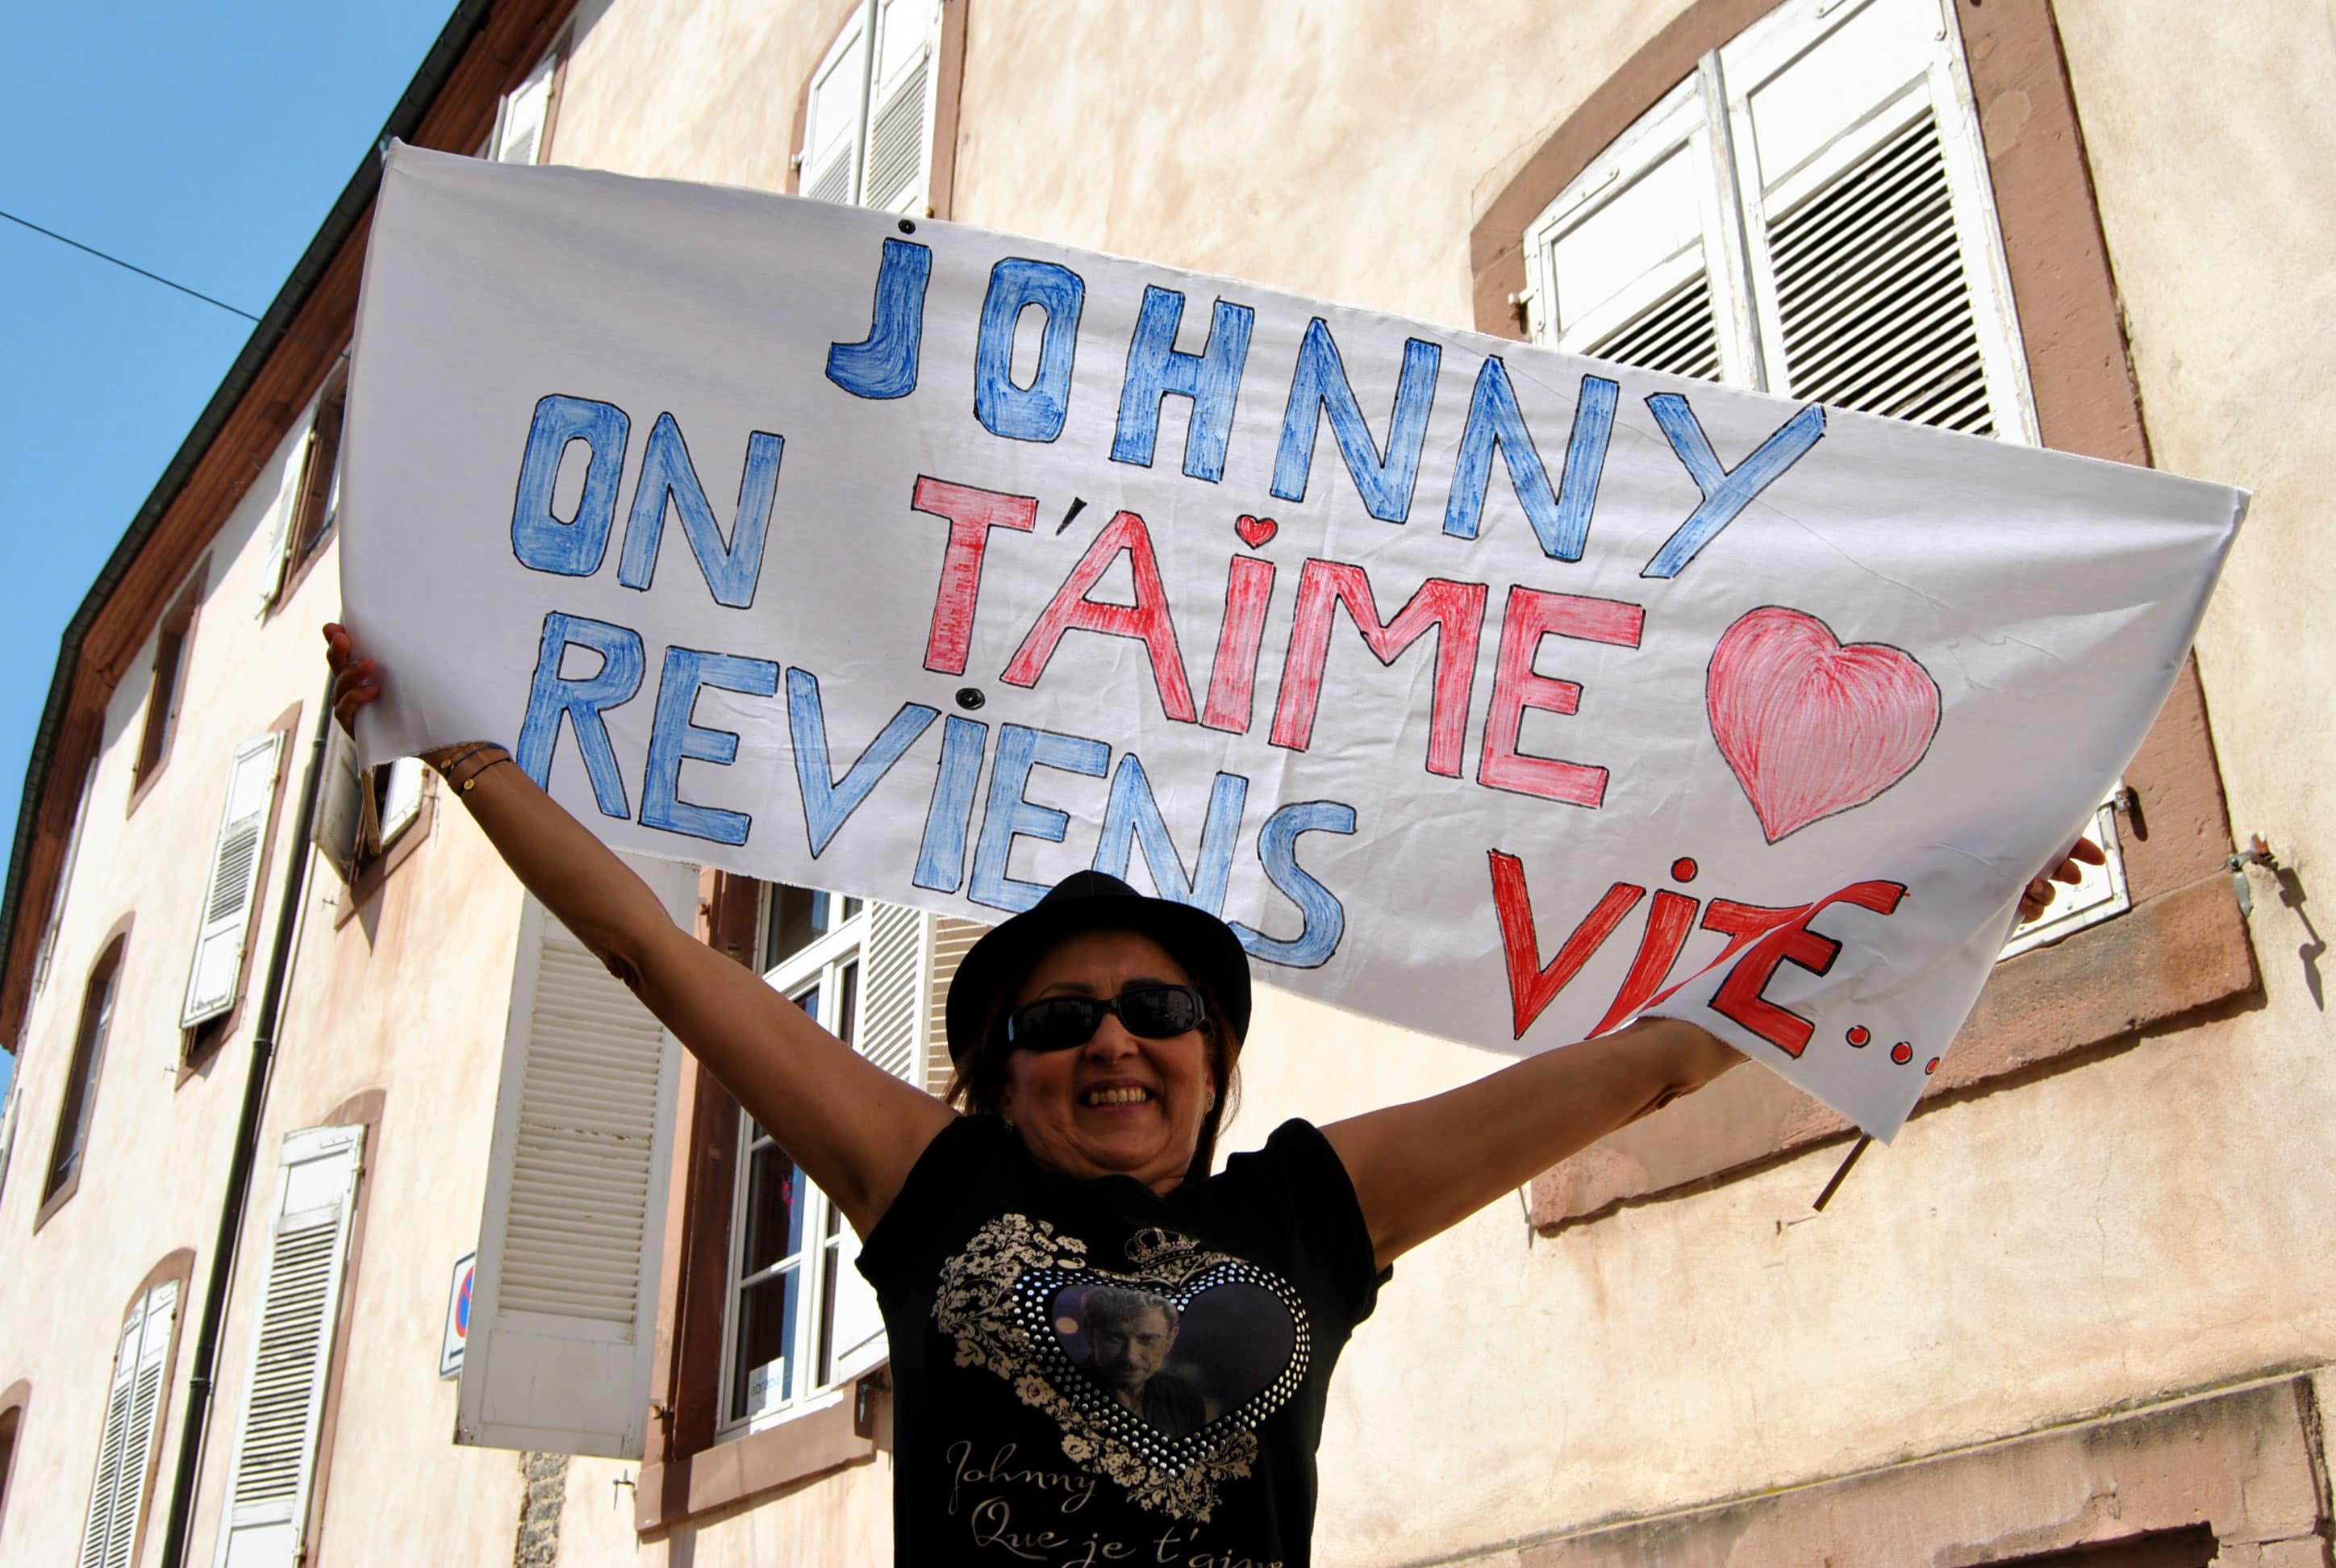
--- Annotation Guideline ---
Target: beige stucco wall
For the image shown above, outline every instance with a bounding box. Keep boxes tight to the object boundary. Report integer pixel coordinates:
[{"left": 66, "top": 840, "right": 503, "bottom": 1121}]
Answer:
[
  {"left": 2052, "top": 1, "right": 2335, "bottom": 990},
  {"left": 553, "top": 0, "right": 861, "bottom": 192},
  {"left": 0, "top": 415, "right": 323, "bottom": 1563},
  {"left": 950, "top": 1, "right": 1679, "bottom": 327}
]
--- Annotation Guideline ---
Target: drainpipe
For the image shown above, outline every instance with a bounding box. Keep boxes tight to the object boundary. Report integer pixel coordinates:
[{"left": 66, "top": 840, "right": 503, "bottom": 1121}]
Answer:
[{"left": 158, "top": 694, "right": 333, "bottom": 1568}]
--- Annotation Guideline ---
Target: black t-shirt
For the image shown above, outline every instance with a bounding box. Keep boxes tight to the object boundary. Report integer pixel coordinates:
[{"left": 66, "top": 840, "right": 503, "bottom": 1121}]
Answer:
[{"left": 857, "top": 1115, "right": 1383, "bottom": 1567}]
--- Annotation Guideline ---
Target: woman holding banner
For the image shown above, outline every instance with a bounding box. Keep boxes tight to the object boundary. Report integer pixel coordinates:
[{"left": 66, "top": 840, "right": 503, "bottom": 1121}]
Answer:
[{"left": 324, "top": 623, "right": 2092, "bottom": 1566}]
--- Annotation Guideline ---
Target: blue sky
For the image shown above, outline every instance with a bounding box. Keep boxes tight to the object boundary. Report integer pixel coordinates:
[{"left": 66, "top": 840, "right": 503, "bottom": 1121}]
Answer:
[{"left": 0, "top": 2, "right": 459, "bottom": 1077}]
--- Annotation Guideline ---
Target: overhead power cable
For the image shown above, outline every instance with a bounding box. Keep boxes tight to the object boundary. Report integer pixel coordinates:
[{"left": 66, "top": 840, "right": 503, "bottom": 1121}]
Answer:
[
  {"left": 1, "top": 203, "right": 351, "bottom": 361},
  {"left": 2, "top": 205, "right": 264, "bottom": 323}
]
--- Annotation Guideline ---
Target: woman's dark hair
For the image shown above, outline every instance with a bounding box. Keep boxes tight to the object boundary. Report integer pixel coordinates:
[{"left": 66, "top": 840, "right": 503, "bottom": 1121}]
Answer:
[{"left": 946, "top": 959, "right": 1243, "bottom": 1184}]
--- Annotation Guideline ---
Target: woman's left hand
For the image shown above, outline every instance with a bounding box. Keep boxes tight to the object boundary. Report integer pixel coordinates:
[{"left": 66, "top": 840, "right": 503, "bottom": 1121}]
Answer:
[{"left": 2019, "top": 837, "right": 2109, "bottom": 923}]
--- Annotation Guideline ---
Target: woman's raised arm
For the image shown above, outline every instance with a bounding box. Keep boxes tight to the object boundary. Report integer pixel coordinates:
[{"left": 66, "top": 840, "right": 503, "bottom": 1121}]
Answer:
[
  {"left": 326, "top": 624, "right": 954, "bottom": 1236},
  {"left": 1320, "top": 1020, "right": 1742, "bottom": 1274}
]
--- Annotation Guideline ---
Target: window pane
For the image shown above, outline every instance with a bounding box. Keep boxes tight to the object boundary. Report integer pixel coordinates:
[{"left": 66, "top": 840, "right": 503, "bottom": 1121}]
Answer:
[
  {"left": 739, "top": 1141, "right": 806, "bottom": 1277},
  {"left": 763, "top": 886, "right": 861, "bottom": 970},
  {"left": 729, "top": 1269, "right": 800, "bottom": 1421}
]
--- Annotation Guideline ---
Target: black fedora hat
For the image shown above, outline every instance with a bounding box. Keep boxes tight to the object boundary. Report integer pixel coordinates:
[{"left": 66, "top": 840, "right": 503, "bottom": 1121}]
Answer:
[{"left": 945, "top": 872, "right": 1253, "bottom": 1061}]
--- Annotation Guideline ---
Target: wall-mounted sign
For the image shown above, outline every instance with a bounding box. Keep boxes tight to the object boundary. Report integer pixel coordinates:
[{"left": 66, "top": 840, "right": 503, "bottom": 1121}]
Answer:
[{"left": 440, "top": 1251, "right": 476, "bottom": 1380}]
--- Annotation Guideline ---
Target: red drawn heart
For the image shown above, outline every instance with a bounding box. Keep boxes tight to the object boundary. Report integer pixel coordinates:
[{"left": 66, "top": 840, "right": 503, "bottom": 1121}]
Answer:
[
  {"left": 1234, "top": 514, "right": 1278, "bottom": 549},
  {"left": 1705, "top": 606, "right": 1941, "bottom": 844}
]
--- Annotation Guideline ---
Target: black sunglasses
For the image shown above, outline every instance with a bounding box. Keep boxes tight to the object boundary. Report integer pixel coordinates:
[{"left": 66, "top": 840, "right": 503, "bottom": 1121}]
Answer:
[{"left": 1006, "top": 983, "right": 1207, "bottom": 1053}]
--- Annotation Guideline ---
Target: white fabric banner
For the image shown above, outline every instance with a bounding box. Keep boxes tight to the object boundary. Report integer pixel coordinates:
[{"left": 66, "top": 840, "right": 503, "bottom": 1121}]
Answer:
[{"left": 343, "top": 144, "right": 2242, "bottom": 1138}]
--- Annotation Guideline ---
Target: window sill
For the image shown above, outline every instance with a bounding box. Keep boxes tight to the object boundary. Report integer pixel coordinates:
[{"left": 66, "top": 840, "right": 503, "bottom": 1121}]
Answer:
[
  {"left": 636, "top": 1370, "right": 882, "bottom": 1533},
  {"left": 123, "top": 753, "right": 173, "bottom": 820},
  {"left": 31, "top": 1166, "right": 81, "bottom": 1235}
]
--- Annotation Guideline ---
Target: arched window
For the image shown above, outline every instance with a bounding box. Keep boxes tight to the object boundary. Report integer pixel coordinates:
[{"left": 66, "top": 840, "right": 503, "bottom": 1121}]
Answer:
[{"left": 40, "top": 929, "right": 127, "bottom": 1219}]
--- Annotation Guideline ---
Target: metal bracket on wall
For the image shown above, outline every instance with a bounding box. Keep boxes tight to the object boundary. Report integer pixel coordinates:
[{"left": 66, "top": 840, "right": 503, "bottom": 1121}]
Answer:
[{"left": 2229, "top": 833, "right": 2278, "bottom": 916}]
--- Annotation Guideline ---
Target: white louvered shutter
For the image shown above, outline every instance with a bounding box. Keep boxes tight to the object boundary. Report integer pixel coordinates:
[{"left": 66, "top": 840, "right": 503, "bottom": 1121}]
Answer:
[
  {"left": 80, "top": 1282, "right": 177, "bottom": 1568},
  {"left": 311, "top": 724, "right": 364, "bottom": 884},
  {"left": 77, "top": 1316, "right": 141, "bottom": 1568},
  {"left": 254, "top": 421, "right": 314, "bottom": 615},
  {"left": 1529, "top": 71, "right": 1757, "bottom": 385},
  {"left": 1722, "top": 0, "right": 2034, "bottom": 437},
  {"left": 457, "top": 854, "right": 698, "bottom": 1457},
  {"left": 182, "top": 733, "right": 286, "bottom": 1028},
  {"left": 490, "top": 49, "right": 557, "bottom": 167},
  {"left": 860, "top": 0, "right": 940, "bottom": 215},
  {"left": 214, "top": 1126, "right": 362, "bottom": 1568},
  {"left": 800, "top": 11, "right": 871, "bottom": 206}
]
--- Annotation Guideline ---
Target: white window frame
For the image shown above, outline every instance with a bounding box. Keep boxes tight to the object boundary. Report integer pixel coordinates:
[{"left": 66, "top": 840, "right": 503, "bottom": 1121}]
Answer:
[
  {"left": 715, "top": 895, "right": 874, "bottom": 1438},
  {"left": 369, "top": 757, "right": 427, "bottom": 854},
  {"left": 482, "top": 28, "right": 567, "bottom": 166},
  {"left": 1521, "top": 0, "right": 2036, "bottom": 438}
]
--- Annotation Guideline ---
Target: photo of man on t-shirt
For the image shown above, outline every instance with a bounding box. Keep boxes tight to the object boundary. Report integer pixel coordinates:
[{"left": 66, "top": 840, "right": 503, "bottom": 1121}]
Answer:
[{"left": 1074, "top": 1288, "right": 1208, "bottom": 1438}]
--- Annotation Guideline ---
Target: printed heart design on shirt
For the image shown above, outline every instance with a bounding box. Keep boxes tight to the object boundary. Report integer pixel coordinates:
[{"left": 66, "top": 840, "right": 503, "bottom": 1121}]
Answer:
[
  {"left": 1705, "top": 605, "right": 1942, "bottom": 843},
  {"left": 1007, "top": 1251, "right": 1308, "bottom": 1473},
  {"left": 933, "top": 1215, "right": 1313, "bottom": 1521},
  {"left": 1045, "top": 1277, "right": 1298, "bottom": 1439},
  {"left": 1234, "top": 513, "right": 1279, "bottom": 549}
]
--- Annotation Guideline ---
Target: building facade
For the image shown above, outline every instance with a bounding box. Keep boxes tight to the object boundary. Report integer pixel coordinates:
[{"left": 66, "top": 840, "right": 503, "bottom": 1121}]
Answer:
[{"left": 0, "top": 1, "right": 2329, "bottom": 1564}]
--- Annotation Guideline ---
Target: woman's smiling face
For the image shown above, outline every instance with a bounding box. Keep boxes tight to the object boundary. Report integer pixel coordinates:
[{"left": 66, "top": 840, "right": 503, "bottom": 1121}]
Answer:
[{"left": 995, "top": 929, "right": 1224, "bottom": 1193}]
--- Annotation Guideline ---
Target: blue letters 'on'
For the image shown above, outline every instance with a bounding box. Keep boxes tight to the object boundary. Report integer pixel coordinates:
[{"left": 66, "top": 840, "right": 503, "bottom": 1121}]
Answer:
[
  {"left": 1272, "top": 319, "right": 1441, "bottom": 523},
  {"left": 642, "top": 646, "right": 781, "bottom": 846},
  {"left": 515, "top": 611, "right": 645, "bottom": 819},
  {"left": 827, "top": 237, "right": 931, "bottom": 400},
  {"left": 1228, "top": 800, "right": 1358, "bottom": 968},
  {"left": 511, "top": 396, "right": 630, "bottom": 577},
  {"left": 616, "top": 414, "right": 781, "bottom": 607},
  {"left": 970, "top": 724, "right": 1110, "bottom": 912},
  {"left": 785, "top": 668, "right": 940, "bottom": 857},
  {"left": 975, "top": 259, "right": 1086, "bottom": 443},
  {"left": 1110, "top": 286, "right": 1256, "bottom": 483}
]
